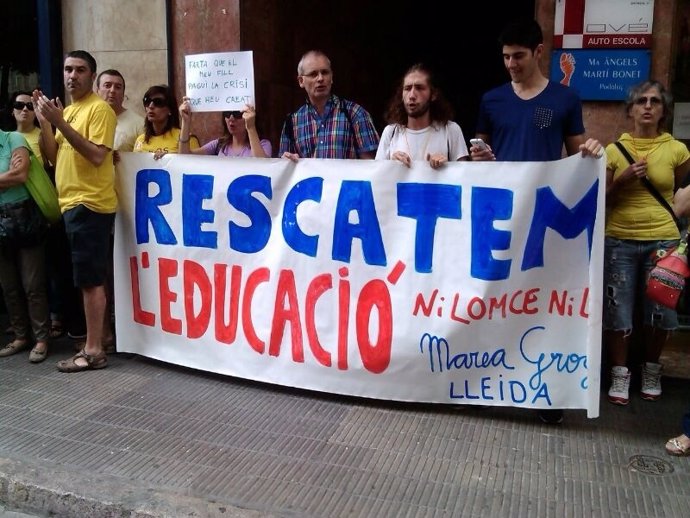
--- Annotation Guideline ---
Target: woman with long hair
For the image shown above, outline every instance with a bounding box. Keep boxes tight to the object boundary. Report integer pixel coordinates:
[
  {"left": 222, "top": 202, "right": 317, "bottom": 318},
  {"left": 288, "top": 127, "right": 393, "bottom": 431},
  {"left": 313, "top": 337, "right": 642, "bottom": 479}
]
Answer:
[{"left": 133, "top": 85, "right": 199, "bottom": 158}]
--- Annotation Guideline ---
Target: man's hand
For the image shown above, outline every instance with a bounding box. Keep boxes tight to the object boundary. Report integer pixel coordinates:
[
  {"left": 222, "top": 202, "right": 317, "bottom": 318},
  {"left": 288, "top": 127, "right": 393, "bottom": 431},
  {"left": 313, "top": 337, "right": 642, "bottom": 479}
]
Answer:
[
  {"left": 469, "top": 144, "right": 495, "bottom": 161},
  {"left": 426, "top": 153, "right": 447, "bottom": 169},
  {"left": 579, "top": 138, "right": 604, "bottom": 158},
  {"left": 33, "top": 90, "right": 64, "bottom": 127},
  {"left": 281, "top": 152, "right": 299, "bottom": 162},
  {"left": 391, "top": 151, "right": 412, "bottom": 167}
]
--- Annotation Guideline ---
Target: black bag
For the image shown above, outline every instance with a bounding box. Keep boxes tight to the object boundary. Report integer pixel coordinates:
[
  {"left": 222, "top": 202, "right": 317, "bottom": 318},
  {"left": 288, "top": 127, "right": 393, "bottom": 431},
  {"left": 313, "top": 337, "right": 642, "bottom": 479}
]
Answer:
[{"left": 0, "top": 198, "right": 48, "bottom": 247}]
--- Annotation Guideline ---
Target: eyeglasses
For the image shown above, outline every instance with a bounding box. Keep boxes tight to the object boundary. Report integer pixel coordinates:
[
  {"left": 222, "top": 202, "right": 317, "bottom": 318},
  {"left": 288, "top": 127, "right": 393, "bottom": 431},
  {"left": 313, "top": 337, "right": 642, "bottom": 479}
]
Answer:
[
  {"left": 223, "top": 110, "right": 243, "bottom": 119},
  {"left": 143, "top": 96, "right": 167, "bottom": 108},
  {"left": 634, "top": 96, "right": 662, "bottom": 106},
  {"left": 13, "top": 101, "right": 34, "bottom": 111}
]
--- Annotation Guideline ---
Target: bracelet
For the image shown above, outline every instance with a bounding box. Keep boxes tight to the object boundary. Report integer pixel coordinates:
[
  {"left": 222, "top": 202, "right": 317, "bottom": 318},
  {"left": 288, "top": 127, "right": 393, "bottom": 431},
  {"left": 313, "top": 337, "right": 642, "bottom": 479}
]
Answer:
[{"left": 178, "top": 136, "right": 190, "bottom": 143}]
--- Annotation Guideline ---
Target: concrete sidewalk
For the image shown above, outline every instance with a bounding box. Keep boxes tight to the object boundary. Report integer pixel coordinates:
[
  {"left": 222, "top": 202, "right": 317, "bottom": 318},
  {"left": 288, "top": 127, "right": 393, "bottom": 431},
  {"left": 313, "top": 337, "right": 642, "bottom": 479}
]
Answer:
[{"left": 1, "top": 334, "right": 689, "bottom": 518}]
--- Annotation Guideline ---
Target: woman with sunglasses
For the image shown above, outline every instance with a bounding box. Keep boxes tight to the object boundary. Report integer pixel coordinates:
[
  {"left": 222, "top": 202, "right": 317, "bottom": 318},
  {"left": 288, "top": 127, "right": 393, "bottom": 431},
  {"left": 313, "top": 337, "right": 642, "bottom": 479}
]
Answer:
[
  {"left": 603, "top": 80, "right": 690, "bottom": 406},
  {"left": 133, "top": 85, "right": 199, "bottom": 159},
  {"left": 10, "top": 92, "right": 44, "bottom": 164},
  {"left": 178, "top": 97, "right": 271, "bottom": 158}
]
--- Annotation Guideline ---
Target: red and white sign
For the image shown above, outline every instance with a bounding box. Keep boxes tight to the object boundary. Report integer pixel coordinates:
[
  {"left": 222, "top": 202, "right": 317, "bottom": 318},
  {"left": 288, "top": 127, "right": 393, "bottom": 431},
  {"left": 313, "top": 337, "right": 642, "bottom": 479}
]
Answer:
[{"left": 554, "top": 0, "right": 654, "bottom": 49}]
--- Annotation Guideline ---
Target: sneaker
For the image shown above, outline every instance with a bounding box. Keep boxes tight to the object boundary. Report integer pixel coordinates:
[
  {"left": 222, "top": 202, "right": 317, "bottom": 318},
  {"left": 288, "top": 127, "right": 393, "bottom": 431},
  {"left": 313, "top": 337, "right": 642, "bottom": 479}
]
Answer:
[
  {"left": 608, "top": 366, "right": 631, "bottom": 405},
  {"left": 640, "top": 362, "right": 662, "bottom": 400},
  {"left": 538, "top": 409, "right": 564, "bottom": 424}
]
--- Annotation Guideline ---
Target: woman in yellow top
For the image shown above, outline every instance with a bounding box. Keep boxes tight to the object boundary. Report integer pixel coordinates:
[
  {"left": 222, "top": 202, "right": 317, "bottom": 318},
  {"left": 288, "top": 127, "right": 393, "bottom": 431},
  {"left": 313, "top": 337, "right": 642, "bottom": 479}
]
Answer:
[
  {"left": 604, "top": 80, "right": 690, "bottom": 406},
  {"left": 133, "top": 85, "right": 199, "bottom": 159}
]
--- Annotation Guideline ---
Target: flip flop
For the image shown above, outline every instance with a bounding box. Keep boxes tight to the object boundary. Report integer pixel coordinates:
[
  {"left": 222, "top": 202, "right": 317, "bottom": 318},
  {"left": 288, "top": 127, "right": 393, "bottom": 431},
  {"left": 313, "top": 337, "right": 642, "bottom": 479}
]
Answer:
[
  {"left": 665, "top": 435, "right": 690, "bottom": 456},
  {"left": 0, "top": 340, "right": 29, "bottom": 357}
]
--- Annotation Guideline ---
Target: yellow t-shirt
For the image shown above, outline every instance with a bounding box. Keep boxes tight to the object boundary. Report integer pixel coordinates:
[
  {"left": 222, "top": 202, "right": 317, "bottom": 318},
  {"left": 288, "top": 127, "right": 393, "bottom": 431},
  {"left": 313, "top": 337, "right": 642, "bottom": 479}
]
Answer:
[
  {"left": 606, "top": 132, "right": 690, "bottom": 240},
  {"left": 18, "top": 127, "right": 43, "bottom": 163},
  {"left": 55, "top": 92, "right": 117, "bottom": 213},
  {"left": 133, "top": 127, "right": 200, "bottom": 154}
]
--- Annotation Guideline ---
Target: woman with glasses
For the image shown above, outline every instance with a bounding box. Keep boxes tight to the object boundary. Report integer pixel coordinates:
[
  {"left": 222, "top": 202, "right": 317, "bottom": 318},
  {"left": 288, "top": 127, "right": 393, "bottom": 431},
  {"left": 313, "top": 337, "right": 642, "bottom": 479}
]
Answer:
[
  {"left": 603, "top": 80, "right": 690, "bottom": 406},
  {"left": 178, "top": 97, "right": 271, "bottom": 158},
  {"left": 10, "top": 92, "right": 43, "bottom": 164},
  {"left": 133, "top": 85, "right": 199, "bottom": 159}
]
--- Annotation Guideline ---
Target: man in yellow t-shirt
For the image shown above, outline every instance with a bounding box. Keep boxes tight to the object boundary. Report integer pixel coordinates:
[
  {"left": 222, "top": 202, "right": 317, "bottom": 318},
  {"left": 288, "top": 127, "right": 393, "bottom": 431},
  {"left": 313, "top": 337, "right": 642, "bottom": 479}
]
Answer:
[{"left": 33, "top": 50, "right": 116, "bottom": 373}]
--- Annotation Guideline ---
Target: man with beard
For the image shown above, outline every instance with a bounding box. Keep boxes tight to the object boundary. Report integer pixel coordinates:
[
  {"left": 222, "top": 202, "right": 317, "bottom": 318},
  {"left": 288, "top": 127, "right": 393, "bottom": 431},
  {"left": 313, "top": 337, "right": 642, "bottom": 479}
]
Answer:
[
  {"left": 33, "top": 50, "right": 117, "bottom": 372},
  {"left": 472, "top": 19, "right": 602, "bottom": 424},
  {"left": 376, "top": 63, "right": 469, "bottom": 168},
  {"left": 280, "top": 50, "right": 379, "bottom": 160}
]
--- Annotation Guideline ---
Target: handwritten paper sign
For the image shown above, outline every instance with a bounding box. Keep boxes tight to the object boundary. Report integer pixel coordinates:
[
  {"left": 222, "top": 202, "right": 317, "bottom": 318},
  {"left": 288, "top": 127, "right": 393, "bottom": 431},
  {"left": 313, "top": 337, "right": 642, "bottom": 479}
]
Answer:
[
  {"left": 114, "top": 153, "right": 605, "bottom": 418},
  {"left": 184, "top": 51, "right": 255, "bottom": 112}
]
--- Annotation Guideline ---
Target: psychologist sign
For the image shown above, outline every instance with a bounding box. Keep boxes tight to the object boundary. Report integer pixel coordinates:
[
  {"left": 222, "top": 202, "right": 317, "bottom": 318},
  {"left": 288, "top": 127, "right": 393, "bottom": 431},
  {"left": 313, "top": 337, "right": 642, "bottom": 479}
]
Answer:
[
  {"left": 114, "top": 154, "right": 606, "bottom": 417},
  {"left": 551, "top": 49, "right": 651, "bottom": 101}
]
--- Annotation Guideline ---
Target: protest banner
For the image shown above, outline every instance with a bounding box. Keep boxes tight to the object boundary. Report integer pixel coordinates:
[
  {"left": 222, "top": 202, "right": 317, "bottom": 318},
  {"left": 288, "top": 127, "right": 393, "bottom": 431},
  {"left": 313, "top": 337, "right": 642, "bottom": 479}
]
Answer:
[
  {"left": 114, "top": 153, "right": 606, "bottom": 417},
  {"left": 184, "top": 50, "right": 255, "bottom": 111}
]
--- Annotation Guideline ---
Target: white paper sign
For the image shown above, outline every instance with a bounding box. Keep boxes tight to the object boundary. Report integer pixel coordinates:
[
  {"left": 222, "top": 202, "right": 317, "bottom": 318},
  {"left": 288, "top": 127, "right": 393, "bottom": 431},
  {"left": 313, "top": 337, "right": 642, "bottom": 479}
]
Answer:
[{"left": 184, "top": 51, "right": 255, "bottom": 112}]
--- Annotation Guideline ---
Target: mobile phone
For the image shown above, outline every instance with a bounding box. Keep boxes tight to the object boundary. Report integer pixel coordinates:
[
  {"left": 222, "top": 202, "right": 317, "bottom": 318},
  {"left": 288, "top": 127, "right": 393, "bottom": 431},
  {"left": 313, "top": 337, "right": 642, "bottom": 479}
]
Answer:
[{"left": 470, "top": 138, "right": 488, "bottom": 151}]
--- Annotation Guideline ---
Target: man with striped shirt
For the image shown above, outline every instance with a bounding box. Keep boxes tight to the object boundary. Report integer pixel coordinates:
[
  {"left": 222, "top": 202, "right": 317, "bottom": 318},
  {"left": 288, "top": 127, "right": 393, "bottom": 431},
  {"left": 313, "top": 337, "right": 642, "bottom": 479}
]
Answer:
[{"left": 280, "top": 50, "right": 379, "bottom": 160}]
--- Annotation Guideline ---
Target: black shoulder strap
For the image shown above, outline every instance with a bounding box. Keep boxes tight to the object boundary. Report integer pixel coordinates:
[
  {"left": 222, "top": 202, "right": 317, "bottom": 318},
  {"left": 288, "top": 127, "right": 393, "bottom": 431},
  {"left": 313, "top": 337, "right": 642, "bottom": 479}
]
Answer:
[
  {"left": 283, "top": 112, "right": 296, "bottom": 151},
  {"left": 339, "top": 99, "right": 360, "bottom": 156},
  {"left": 614, "top": 141, "right": 680, "bottom": 229}
]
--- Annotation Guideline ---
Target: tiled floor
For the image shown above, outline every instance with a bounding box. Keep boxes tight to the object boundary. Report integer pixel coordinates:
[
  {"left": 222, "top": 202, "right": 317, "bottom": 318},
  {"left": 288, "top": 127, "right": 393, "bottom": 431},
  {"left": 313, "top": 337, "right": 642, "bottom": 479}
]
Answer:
[{"left": 0, "top": 335, "right": 689, "bottom": 518}]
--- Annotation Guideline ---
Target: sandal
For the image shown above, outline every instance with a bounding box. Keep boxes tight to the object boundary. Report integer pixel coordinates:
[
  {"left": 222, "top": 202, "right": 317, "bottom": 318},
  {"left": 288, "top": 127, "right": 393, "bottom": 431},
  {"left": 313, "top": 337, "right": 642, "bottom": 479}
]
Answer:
[
  {"left": 29, "top": 343, "right": 48, "bottom": 363},
  {"left": 56, "top": 349, "right": 108, "bottom": 372},
  {"left": 665, "top": 435, "right": 690, "bottom": 456},
  {"left": 0, "top": 339, "right": 29, "bottom": 357},
  {"left": 49, "top": 321, "right": 65, "bottom": 339},
  {"left": 73, "top": 337, "right": 116, "bottom": 354}
]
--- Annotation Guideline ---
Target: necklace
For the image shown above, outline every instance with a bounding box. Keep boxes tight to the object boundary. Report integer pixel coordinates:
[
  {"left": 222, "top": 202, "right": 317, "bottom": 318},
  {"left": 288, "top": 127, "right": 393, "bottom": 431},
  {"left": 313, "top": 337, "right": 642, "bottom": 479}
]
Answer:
[
  {"left": 630, "top": 134, "right": 662, "bottom": 161},
  {"left": 402, "top": 126, "right": 433, "bottom": 160}
]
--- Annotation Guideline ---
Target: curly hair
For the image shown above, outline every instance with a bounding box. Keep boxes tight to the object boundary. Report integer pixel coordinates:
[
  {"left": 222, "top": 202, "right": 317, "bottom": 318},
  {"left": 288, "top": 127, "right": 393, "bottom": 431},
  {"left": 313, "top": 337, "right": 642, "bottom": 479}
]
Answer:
[{"left": 383, "top": 63, "right": 454, "bottom": 127}]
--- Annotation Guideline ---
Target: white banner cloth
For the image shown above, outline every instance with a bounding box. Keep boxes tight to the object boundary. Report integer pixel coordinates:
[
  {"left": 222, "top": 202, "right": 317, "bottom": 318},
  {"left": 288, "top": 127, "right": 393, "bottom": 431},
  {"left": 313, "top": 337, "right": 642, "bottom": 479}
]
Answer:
[{"left": 114, "top": 153, "right": 606, "bottom": 417}]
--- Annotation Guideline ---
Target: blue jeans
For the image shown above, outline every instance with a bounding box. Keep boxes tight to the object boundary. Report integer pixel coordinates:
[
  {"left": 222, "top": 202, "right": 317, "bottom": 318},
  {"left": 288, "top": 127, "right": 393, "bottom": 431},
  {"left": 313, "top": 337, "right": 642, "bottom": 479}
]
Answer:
[{"left": 603, "top": 237, "right": 679, "bottom": 332}]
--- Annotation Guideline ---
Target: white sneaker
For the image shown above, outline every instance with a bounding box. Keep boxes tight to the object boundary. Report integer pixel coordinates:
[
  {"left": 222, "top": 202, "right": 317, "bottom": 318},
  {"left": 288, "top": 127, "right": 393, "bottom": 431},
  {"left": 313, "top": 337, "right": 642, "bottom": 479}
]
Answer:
[
  {"left": 608, "top": 366, "right": 631, "bottom": 405},
  {"left": 641, "top": 362, "right": 662, "bottom": 400}
]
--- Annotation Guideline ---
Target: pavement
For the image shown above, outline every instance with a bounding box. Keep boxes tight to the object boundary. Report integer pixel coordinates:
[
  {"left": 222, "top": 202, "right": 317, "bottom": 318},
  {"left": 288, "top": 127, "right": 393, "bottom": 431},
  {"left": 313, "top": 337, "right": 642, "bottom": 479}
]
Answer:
[{"left": 1, "top": 330, "right": 689, "bottom": 518}]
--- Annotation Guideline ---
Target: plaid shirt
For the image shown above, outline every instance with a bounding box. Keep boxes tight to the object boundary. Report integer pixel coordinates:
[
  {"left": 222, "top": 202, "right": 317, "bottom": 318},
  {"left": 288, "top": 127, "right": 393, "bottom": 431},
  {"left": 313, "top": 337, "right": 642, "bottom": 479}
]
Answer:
[{"left": 279, "top": 95, "right": 379, "bottom": 159}]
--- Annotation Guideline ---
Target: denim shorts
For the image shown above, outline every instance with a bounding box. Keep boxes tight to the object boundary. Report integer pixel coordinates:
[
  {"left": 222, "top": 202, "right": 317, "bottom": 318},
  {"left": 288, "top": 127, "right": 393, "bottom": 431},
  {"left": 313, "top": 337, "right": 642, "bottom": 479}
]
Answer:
[
  {"left": 63, "top": 205, "right": 115, "bottom": 288},
  {"left": 603, "top": 236, "right": 679, "bottom": 332}
]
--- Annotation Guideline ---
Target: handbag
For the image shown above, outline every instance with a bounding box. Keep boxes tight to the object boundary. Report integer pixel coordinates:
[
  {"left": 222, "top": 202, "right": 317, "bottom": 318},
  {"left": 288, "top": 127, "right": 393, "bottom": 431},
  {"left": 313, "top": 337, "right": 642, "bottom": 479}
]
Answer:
[
  {"left": 646, "top": 233, "right": 690, "bottom": 309},
  {"left": 0, "top": 198, "right": 48, "bottom": 247},
  {"left": 24, "top": 152, "right": 61, "bottom": 224}
]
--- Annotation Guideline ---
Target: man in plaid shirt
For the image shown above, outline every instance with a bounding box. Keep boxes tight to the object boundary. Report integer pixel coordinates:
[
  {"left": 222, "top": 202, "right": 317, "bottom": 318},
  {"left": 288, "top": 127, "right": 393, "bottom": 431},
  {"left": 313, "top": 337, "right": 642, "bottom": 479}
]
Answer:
[{"left": 280, "top": 50, "right": 379, "bottom": 160}]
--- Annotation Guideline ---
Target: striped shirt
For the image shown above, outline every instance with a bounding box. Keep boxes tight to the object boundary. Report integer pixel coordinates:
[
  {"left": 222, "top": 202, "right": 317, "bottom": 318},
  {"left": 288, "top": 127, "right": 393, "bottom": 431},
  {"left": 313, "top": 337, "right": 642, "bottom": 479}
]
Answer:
[{"left": 279, "top": 95, "right": 379, "bottom": 159}]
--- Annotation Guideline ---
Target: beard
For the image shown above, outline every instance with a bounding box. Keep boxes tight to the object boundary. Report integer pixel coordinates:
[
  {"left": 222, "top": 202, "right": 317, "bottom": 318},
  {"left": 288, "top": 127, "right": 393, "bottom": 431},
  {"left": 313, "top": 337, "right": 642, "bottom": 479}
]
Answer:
[{"left": 405, "top": 100, "right": 431, "bottom": 119}]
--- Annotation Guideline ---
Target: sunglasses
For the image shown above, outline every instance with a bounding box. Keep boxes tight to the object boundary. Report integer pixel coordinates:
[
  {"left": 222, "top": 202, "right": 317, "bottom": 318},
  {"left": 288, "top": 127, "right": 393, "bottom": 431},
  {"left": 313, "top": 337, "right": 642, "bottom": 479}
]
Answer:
[
  {"left": 13, "top": 101, "right": 34, "bottom": 111},
  {"left": 223, "top": 110, "right": 243, "bottom": 119},
  {"left": 634, "top": 96, "right": 662, "bottom": 106},
  {"left": 143, "top": 96, "right": 167, "bottom": 108}
]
